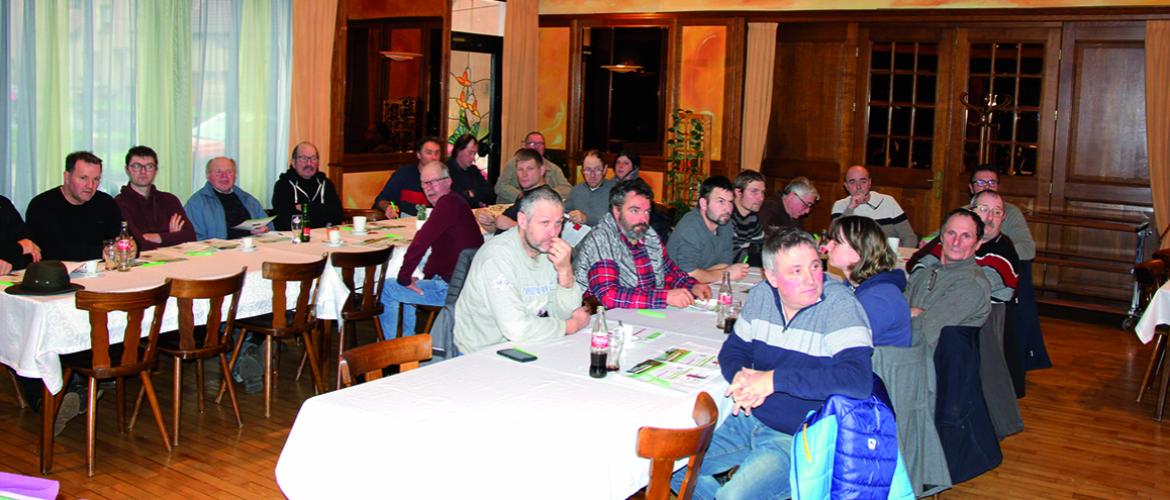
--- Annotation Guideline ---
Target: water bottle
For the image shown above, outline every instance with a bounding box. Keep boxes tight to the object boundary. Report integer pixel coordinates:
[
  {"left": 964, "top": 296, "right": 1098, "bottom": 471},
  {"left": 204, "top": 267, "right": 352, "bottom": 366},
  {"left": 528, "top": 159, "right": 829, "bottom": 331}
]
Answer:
[{"left": 589, "top": 306, "right": 609, "bottom": 379}]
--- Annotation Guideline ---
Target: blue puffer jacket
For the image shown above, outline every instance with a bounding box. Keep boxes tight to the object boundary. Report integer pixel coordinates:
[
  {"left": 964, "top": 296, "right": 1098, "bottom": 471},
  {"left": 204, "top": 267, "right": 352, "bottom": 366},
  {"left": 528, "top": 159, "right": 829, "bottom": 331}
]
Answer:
[{"left": 791, "top": 375, "right": 915, "bottom": 500}]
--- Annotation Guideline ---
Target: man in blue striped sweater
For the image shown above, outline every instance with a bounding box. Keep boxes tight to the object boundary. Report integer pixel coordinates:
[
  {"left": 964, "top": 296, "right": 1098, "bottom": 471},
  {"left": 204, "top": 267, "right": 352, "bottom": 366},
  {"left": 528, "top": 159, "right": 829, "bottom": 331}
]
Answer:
[{"left": 674, "top": 228, "right": 874, "bottom": 499}]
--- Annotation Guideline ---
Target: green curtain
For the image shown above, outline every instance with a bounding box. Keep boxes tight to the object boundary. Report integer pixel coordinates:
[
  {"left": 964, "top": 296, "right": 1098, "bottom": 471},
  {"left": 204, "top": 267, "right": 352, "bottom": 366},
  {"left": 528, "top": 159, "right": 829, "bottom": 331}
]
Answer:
[
  {"left": 34, "top": 0, "right": 69, "bottom": 194},
  {"left": 136, "top": 1, "right": 193, "bottom": 198},
  {"left": 238, "top": 0, "right": 274, "bottom": 199}
]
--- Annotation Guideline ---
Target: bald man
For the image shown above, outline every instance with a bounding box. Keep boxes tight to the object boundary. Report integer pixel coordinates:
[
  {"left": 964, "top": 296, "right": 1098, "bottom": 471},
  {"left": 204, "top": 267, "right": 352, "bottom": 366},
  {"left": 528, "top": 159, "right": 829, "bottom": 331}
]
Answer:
[{"left": 830, "top": 165, "right": 917, "bottom": 247}]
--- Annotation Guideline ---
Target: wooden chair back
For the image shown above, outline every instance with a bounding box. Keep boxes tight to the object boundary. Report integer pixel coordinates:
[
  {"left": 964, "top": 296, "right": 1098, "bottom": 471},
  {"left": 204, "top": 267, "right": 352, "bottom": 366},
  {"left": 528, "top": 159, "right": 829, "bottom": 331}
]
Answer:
[
  {"left": 1151, "top": 249, "right": 1170, "bottom": 284},
  {"left": 338, "top": 334, "right": 432, "bottom": 387},
  {"left": 636, "top": 392, "right": 718, "bottom": 500},
  {"left": 168, "top": 268, "right": 246, "bottom": 357},
  {"left": 1135, "top": 260, "right": 1166, "bottom": 313},
  {"left": 330, "top": 246, "right": 394, "bottom": 321},
  {"left": 73, "top": 280, "right": 173, "bottom": 379},
  {"left": 261, "top": 257, "right": 327, "bottom": 337}
]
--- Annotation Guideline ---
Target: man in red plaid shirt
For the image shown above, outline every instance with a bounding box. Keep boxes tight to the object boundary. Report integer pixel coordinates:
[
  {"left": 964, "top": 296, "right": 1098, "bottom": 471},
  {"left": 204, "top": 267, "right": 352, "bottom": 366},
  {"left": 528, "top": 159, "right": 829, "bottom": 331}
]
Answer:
[{"left": 571, "top": 179, "right": 712, "bottom": 309}]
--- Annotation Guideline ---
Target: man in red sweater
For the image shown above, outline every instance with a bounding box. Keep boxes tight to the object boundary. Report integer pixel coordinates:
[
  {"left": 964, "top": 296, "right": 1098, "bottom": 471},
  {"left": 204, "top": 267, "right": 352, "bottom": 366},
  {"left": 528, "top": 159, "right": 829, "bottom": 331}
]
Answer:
[
  {"left": 379, "top": 160, "right": 484, "bottom": 339},
  {"left": 114, "top": 145, "right": 196, "bottom": 250}
]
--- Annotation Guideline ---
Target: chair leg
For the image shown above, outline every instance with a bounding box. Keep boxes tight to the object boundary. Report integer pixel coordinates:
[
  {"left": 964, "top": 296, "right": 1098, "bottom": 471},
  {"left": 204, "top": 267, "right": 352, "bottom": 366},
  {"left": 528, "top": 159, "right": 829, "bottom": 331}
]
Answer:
[
  {"left": 129, "top": 384, "right": 145, "bottom": 431},
  {"left": 218, "top": 353, "right": 242, "bottom": 427},
  {"left": 372, "top": 316, "right": 385, "bottom": 341},
  {"left": 195, "top": 358, "right": 205, "bottom": 413},
  {"left": 337, "top": 320, "right": 349, "bottom": 390},
  {"left": 86, "top": 377, "right": 97, "bottom": 477},
  {"left": 421, "top": 310, "right": 438, "bottom": 335},
  {"left": 1138, "top": 334, "right": 1166, "bottom": 402},
  {"left": 1158, "top": 346, "right": 1170, "bottom": 421},
  {"left": 300, "top": 330, "right": 325, "bottom": 394},
  {"left": 397, "top": 304, "right": 405, "bottom": 338},
  {"left": 217, "top": 330, "right": 248, "bottom": 404},
  {"left": 173, "top": 356, "right": 182, "bottom": 447},
  {"left": 264, "top": 336, "right": 273, "bottom": 418},
  {"left": 138, "top": 371, "right": 172, "bottom": 452},
  {"left": 115, "top": 377, "right": 125, "bottom": 433}
]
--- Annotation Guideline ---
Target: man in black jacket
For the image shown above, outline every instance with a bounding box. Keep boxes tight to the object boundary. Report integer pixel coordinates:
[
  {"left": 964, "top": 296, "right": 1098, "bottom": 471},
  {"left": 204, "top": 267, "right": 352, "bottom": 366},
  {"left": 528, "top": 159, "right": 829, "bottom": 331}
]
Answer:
[
  {"left": 0, "top": 195, "right": 40, "bottom": 274},
  {"left": 271, "top": 142, "right": 344, "bottom": 230}
]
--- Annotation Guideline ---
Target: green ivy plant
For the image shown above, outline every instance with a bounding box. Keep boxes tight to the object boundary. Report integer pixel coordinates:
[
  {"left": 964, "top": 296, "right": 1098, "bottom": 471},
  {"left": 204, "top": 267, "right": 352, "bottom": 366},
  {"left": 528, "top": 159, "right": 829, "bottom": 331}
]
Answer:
[{"left": 664, "top": 108, "right": 705, "bottom": 210}]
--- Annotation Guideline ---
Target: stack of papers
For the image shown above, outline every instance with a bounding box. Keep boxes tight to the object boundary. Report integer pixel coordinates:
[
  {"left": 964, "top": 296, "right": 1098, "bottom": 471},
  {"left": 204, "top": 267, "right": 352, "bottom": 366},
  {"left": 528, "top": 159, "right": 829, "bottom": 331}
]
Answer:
[{"left": 625, "top": 343, "right": 721, "bottom": 392}]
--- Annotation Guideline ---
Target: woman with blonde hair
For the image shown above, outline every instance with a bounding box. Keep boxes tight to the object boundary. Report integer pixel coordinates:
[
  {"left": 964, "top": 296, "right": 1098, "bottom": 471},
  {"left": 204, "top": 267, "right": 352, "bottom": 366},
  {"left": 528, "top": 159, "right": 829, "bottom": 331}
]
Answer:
[{"left": 825, "top": 215, "right": 912, "bottom": 347}]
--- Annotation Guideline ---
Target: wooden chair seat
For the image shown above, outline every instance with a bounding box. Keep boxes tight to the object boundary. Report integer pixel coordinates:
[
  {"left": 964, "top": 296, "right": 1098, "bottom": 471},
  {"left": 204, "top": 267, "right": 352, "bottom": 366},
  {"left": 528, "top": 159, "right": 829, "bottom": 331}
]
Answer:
[
  {"left": 635, "top": 392, "right": 718, "bottom": 500},
  {"left": 156, "top": 325, "right": 232, "bottom": 360},
  {"left": 238, "top": 309, "right": 309, "bottom": 338},
  {"left": 43, "top": 280, "right": 173, "bottom": 477},
  {"left": 338, "top": 334, "right": 432, "bottom": 387}
]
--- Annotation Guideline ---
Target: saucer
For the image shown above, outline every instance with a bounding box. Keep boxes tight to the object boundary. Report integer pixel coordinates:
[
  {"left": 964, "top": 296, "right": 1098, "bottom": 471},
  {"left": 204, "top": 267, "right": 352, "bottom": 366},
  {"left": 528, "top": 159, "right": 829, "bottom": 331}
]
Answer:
[
  {"left": 74, "top": 271, "right": 103, "bottom": 278},
  {"left": 351, "top": 230, "right": 368, "bottom": 236},
  {"left": 240, "top": 247, "right": 257, "bottom": 252},
  {"left": 326, "top": 241, "right": 344, "bottom": 248}
]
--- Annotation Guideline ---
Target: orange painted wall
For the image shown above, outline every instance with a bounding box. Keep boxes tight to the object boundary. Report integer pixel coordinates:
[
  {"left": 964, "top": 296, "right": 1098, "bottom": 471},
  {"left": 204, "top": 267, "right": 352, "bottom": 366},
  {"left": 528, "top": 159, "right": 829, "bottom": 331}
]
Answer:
[
  {"left": 343, "top": 171, "right": 389, "bottom": 209},
  {"left": 540, "top": 0, "right": 1169, "bottom": 15},
  {"left": 537, "top": 28, "right": 571, "bottom": 150},
  {"left": 679, "top": 26, "right": 726, "bottom": 162}
]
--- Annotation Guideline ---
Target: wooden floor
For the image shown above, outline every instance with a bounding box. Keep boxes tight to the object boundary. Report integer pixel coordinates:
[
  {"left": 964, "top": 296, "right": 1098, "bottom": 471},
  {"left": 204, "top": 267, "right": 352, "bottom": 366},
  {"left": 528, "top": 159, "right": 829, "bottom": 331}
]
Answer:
[{"left": 1, "top": 314, "right": 1168, "bottom": 499}]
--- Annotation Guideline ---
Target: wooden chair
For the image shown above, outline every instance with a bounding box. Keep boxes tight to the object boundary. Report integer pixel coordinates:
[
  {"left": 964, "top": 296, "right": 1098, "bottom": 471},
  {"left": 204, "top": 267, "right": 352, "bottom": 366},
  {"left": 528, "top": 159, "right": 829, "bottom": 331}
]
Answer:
[
  {"left": 1153, "top": 248, "right": 1170, "bottom": 281},
  {"left": 1134, "top": 260, "right": 1169, "bottom": 420},
  {"left": 225, "top": 257, "right": 327, "bottom": 418},
  {"left": 635, "top": 392, "right": 718, "bottom": 500},
  {"left": 397, "top": 303, "right": 441, "bottom": 338},
  {"left": 326, "top": 247, "right": 394, "bottom": 389},
  {"left": 338, "top": 334, "right": 432, "bottom": 387},
  {"left": 43, "top": 281, "right": 173, "bottom": 476},
  {"left": 133, "top": 268, "right": 246, "bottom": 446}
]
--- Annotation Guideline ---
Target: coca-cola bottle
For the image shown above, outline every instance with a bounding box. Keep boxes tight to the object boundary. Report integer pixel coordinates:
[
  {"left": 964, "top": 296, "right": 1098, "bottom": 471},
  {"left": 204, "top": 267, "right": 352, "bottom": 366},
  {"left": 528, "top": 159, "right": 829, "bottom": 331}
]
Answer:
[
  {"left": 115, "top": 221, "right": 136, "bottom": 272},
  {"left": 589, "top": 306, "right": 609, "bottom": 378},
  {"left": 716, "top": 271, "right": 732, "bottom": 329}
]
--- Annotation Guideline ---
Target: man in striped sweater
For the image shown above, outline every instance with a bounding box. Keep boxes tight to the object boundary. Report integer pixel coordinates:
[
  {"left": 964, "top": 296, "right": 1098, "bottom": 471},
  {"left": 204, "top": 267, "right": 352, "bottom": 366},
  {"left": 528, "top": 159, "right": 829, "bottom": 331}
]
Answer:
[
  {"left": 673, "top": 228, "right": 874, "bottom": 499},
  {"left": 830, "top": 165, "right": 918, "bottom": 248},
  {"left": 731, "top": 170, "right": 766, "bottom": 267}
]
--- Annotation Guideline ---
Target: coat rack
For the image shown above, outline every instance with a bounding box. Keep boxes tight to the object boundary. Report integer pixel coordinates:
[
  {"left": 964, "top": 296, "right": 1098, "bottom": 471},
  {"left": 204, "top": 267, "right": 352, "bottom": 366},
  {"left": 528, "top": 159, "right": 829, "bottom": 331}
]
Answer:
[{"left": 959, "top": 91, "right": 1013, "bottom": 167}]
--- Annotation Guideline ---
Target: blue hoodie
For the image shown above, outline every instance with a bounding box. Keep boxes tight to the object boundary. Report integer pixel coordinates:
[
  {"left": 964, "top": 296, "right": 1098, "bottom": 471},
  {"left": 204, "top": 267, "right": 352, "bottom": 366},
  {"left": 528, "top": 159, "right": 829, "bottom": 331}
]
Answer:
[{"left": 853, "top": 270, "right": 912, "bottom": 348}]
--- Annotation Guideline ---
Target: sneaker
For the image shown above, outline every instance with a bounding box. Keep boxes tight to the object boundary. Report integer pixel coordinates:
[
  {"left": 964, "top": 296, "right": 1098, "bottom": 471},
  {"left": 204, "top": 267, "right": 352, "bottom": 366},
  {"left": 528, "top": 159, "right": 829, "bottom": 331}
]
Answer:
[
  {"left": 54, "top": 391, "right": 81, "bottom": 436},
  {"left": 234, "top": 343, "right": 264, "bottom": 394}
]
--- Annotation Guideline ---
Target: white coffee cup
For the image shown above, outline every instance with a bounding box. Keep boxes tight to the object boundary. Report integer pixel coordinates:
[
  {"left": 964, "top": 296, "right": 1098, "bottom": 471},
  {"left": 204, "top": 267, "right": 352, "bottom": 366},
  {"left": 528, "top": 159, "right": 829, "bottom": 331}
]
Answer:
[
  {"left": 887, "top": 237, "right": 900, "bottom": 252},
  {"left": 352, "top": 216, "right": 367, "bottom": 233},
  {"left": 242, "top": 237, "right": 255, "bottom": 250},
  {"left": 83, "top": 260, "right": 99, "bottom": 274},
  {"left": 329, "top": 230, "right": 342, "bottom": 244}
]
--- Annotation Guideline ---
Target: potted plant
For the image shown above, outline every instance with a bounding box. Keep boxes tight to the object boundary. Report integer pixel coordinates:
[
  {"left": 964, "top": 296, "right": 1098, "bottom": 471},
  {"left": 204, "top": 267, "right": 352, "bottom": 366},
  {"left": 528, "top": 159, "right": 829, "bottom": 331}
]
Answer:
[{"left": 664, "top": 108, "right": 707, "bottom": 225}]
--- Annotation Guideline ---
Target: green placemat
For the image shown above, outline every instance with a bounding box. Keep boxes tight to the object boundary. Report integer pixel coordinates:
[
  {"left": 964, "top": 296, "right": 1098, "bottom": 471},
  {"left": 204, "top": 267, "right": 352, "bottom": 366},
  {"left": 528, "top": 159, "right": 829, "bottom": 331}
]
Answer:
[
  {"left": 0, "top": 281, "right": 14, "bottom": 287},
  {"left": 637, "top": 309, "right": 667, "bottom": 319},
  {"left": 384, "top": 232, "right": 402, "bottom": 239},
  {"left": 139, "top": 261, "right": 167, "bottom": 267},
  {"left": 186, "top": 250, "right": 217, "bottom": 257}
]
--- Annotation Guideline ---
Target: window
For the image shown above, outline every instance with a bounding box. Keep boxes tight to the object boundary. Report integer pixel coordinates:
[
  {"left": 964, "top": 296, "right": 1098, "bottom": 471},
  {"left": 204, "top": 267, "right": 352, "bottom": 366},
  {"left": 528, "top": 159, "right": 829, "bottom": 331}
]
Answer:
[
  {"left": 581, "top": 27, "right": 668, "bottom": 155},
  {"left": 864, "top": 41, "right": 938, "bottom": 169},
  {"left": 964, "top": 43, "right": 1045, "bottom": 176}
]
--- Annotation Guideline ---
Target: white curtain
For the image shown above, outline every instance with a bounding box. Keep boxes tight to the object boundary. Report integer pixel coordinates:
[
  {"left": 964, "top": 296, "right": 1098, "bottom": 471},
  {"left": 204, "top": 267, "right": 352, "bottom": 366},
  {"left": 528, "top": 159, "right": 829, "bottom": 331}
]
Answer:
[{"left": 0, "top": 0, "right": 38, "bottom": 207}]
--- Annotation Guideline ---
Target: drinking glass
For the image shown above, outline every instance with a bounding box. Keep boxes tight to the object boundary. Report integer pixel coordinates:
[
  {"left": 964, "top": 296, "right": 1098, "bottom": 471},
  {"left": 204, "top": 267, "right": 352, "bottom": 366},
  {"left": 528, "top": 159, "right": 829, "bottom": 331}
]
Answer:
[{"left": 103, "top": 240, "right": 117, "bottom": 271}]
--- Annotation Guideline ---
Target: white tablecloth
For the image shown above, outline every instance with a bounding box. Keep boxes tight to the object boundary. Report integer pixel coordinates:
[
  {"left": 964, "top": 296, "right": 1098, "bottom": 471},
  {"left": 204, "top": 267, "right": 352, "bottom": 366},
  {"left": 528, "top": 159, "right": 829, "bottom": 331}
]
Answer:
[
  {"left": 1135, "top": 280, "right": 1170, "bottom": 343},
  {"left": 275, "top": 321, "right": 730, "bottom": 499},
  {"left": 0, "top": 219, "right": 417, "bottom": 393}
]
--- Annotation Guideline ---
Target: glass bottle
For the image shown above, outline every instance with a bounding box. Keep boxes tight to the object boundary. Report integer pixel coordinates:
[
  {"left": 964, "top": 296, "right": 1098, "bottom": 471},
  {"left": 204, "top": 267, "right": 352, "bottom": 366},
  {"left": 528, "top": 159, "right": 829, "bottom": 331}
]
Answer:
[
  {"left": 300, "top": 203, "right": 311, "bottom": 242},
  {"left": 115, "top": 221, "right": 136, "bottom": 272},
  {"left": 589, "top": 306, "right": 609, "bottom": 379},
  {"left": 716, "top": 271, "right": 732, "bottom": 329}
]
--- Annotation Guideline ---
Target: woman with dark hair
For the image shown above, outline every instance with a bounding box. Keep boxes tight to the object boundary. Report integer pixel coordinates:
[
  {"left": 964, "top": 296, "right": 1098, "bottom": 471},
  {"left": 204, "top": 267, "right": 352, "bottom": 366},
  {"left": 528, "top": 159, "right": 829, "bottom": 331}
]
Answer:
[
  {"left": 614, "top": 150, "right": 641, "bottom": 181},
  {"left": 825, "top": 215, "right": 911, "bottom": 347},
  {"left": 447, "top": 134, "right": 495, "bottom": 207}
]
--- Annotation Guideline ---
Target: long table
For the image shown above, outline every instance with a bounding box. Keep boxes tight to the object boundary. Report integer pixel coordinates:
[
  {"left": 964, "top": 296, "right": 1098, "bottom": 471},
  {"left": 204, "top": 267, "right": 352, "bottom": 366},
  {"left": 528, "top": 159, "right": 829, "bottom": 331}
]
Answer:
[
  {"left": 1135, "top": 280, "right": 1170, "bottom": 344},
  {"left": 0, "top": 218, "right": 418, "bottom": 394},
  {"left": 274, "top": 271, "right": 765, "bottom": 499}
]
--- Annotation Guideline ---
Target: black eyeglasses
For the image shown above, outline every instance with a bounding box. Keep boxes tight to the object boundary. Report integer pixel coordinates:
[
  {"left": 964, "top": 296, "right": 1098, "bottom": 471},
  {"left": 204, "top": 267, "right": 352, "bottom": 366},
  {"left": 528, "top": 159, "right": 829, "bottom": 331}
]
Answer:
[{"left": 128, "top": 163, "right": 157, "bottom": 172}]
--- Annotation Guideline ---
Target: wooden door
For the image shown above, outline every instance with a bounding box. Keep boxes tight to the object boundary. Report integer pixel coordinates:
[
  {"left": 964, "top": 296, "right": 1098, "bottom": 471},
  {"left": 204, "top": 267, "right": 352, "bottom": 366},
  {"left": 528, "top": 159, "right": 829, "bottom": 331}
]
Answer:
[
  {"left": 1045, "top": 22, "right": 1152, "bottom": 303},
  {"left": 943, "top": 27, "right": 1062, "bottom": 219},
  {"left": 761, "top": 23, "right": 858, "bottom": 233},
  {"left": 852, "top": 26, "right": 955, "bottom": 237}
]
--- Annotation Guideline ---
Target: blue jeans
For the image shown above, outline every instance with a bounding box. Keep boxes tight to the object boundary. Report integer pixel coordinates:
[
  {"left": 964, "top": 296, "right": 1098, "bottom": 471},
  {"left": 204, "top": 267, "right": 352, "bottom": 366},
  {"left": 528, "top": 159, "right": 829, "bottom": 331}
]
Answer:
[
  {"left": 671, "top": 412, "right": 794, "bottom": 500},
  {"left": 378, "top": 277, "right": 448, "bottom": 339}
]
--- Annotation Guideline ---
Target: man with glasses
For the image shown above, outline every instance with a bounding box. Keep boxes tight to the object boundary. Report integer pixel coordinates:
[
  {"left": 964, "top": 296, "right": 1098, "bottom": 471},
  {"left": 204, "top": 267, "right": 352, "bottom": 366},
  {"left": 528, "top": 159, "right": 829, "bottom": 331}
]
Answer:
[
  {"left": 667, "top": 176, "right": 749, "bottom": 284},
  {"left": 759, "top": 176, "right": 819, "bottom": 234},
  {"left": 968, "top": 164, "right": 1049, "bottom": 394},
  {"left": 26, "top": 151, "right": 123, "bottom": 261},
  {"left": 831, "top": 165, "right": 918, "bottom": 247},
  {"left": 380, "top": 161, "right": 484, "bottom": 339},
  {"left": 374, "top": 136, "right": 443, "bottom": 218},
  {"left": 114, "top": 145, "right": 196, "bottom": 251},
  {"left": 564, "top": 149, "right": 614, "bottom": 226},
  {"left": 272, "top": 142, "right": 343, "bottom": 230},
  {"left": 493, "top": 131, "right": 571, "bottom": 203}
]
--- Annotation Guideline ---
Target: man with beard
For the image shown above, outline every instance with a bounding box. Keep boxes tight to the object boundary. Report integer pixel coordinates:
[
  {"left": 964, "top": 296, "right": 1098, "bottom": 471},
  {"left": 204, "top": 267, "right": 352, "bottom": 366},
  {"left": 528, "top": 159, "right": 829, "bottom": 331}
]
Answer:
[
  {"left": 572, "top": 179, "right": 711, "bottom": 310},
  {"left": 454, "top": 186, "right": 591, "bottom": 354},
  {"left": 667, "top": 176, "right": 749, "bottom": 283},
  {"left": 731, "top": 170, "right": 767, "bottom": 266},
  {"left": 271, "top": 142, "right": 343, "bottom": 230},
  {"left": 493, "top": 131, "right": 572, "bottom": 203}
]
